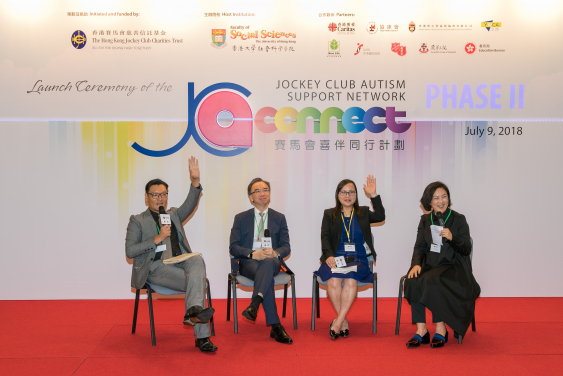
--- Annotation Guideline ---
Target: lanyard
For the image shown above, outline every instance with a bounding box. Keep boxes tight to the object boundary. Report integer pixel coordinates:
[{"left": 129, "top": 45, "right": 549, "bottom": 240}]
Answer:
[
  {"left": 340, "top": 208, "right": 354, "bottom": 243},
  {"left": 254, "top": 212, "right": 268, "bottom": 239},
  {"left": 431, "top": 209, "right": 452, "bottom": 226},
  {"left": 153, "top": 220, "right": 160, "bottom": 234}
]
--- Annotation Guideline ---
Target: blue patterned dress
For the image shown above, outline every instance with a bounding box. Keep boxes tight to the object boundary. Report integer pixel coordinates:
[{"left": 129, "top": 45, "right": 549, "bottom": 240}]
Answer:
[{"left": 317, "top": 214, "right": 372, "bottom": 283}]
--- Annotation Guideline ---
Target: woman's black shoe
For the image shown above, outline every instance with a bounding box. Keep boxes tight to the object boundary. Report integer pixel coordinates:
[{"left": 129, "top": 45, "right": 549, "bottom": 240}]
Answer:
[
  {"left": 329, "top": 319, "right": 340, "bottom": 340},
  {"left": 430, "top": 330, "right": 449, "bottom": 348},
  {"left": 339, "top": 319, "right": 349, "bottom": 337},
  {"left": 406, "top": 331, "right": 430, "bottom": 347}
]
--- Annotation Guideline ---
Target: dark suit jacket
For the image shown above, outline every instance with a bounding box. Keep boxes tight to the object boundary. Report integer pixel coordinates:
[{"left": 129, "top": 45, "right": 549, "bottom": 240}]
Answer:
[
  {"left": 320, "top": 195, "right": 385, "bottom": 263},
  {"left": 229, "top": 208, "right": 291, "bottom": 267}
]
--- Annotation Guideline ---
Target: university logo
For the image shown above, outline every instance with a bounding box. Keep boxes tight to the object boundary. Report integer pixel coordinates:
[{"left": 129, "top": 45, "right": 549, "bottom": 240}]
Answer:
[
  {"left": 481, "top": 20, "right": 501, "bottom": 31},
  {"left": 465, "top": 42, "right": 476, "bottom": 54},
  {"left": 409, "top": 22, "right": 416, "bottom": 32},
  {"left": 71, "top": 30, "right": 87, "bottom": 49},
  {"left": 419, "top": 43, "right": 428, "bottom": 53},
  {"left": 211, "top": 29, "right": 227, "bottom": 48},
  {"left": 367, "top": 22, "right": 378, "bottom": 34},
  {"left": 391, "top": 42, "right": 406, "bottom": 56}
]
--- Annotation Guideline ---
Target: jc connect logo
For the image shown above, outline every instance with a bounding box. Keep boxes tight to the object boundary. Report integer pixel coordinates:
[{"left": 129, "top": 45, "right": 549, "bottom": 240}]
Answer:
[{"left": 132, "top": 82, "right": 411, "bottom": 158}]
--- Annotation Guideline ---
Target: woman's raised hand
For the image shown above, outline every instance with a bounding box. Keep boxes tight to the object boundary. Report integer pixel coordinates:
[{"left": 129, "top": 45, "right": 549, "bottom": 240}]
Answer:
[{"left": 363, "top": 175, "right": 377, "bottom": 198}]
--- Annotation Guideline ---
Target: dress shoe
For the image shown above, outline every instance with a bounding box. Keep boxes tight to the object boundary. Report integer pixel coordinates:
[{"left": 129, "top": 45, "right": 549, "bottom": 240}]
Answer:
[
  {"left": 339, "top": 319, "right": 349, "bottom": 338},
  {"left": 183, "top": 306, "right": 215, "bottom": 325},
  {"left": 406, "top": 331, "right": 430, "bottom": 347},
  {"left": 242, "top": 305, "right": 258, "bottom": 321},
  {"left": 195, "top": 337, "right": 218, "bottom": 352},
  {"left": 430, "top": 330, "right": 449, "bottom": 348},
  {"left": 270, "top": 324, "right": 293, "bottom": 344},
  {"left": 329, "top": 319, "right": 340, "bottom": 340}
]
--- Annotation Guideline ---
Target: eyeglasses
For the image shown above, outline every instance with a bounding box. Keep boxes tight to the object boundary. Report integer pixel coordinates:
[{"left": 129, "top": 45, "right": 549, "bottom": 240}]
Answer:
[
  {"left": 339, "top": 191, "right": 356, "bottom": 197},
  {"left": 147, "top": 192, "right": 168, "bottom": 199},
  {"left": 251, "top": 188, "right": 270, "bottom": 195}
]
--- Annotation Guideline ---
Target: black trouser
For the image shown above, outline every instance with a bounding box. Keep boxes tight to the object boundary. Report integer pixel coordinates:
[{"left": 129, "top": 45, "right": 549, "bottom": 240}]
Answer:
[{"left": 411, "top": 300, "right": 442, "bottom": 324}]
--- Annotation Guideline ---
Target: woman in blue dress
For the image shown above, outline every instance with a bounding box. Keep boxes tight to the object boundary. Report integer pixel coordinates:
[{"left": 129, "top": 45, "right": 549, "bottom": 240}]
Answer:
[{"left": 317, "top": 176, "right": 386, "bottom": 339}]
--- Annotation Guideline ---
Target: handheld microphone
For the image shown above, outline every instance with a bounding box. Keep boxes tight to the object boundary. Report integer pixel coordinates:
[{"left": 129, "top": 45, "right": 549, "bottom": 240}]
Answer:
[
  {"left": 158, "top": 206, "right": 171, "bottom": 226},
  {"left": 435, "top": 211, "right": 445, "bottom": 227},
  {"left": 262, "top": 229, "right": 272, "bottom": 248}
]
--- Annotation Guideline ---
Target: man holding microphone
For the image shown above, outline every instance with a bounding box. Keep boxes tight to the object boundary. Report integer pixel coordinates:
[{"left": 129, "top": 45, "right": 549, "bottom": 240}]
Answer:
[{"left": 125, "top": 156, "right": 217, "bottom": 352}]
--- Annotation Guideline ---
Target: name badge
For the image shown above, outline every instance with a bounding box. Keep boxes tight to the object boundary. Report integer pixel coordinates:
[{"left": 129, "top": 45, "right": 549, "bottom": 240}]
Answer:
[
  {"left": 253, "top": 241, "right": 262, "bottom": 250},
  {"left": 155, "top": 244, "right": 166, "bottom": 253},
  {"left": 335, "top": 256, "right": 346, "bottom": 267},
  {"left": 344, "top": 242, "right": 355, "bottom": 252},
  {"left": 430, "top": 244, "right": 441, "bottom": 253}
]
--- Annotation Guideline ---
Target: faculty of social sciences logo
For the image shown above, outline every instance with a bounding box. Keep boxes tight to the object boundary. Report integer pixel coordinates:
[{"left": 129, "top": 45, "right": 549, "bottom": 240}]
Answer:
[
  {"left": 328, "top": 39, "right": 341, "bottom": 57},
  {"left": 131, "top": 82, "right": 411, "bottom": 158},
  {"left": 211, "top": 29, "right": 227, "bottom": 48},
  {"left": 481, "top": 20, "right": 501, "bottom": 31},
  {"left": 409, "top": 22, "right": 415, "bottom": 32},
  {"left": 354, "top": 43, "right": 363, "bottom": 55},
  {"left": 419, "top": 43, "right": 428, "bottom": 53},
  {"left": 391, "top": 42, "right": 406, "bottom": 56},
  {"left": 71, "top": 30, "right": 87, "bottom": 49},
  {"left": 465, "top": 42, "right": 476, "bottom": 54},
  {"left": 366, "top": 22, "right": 378, "bottom": 34}
]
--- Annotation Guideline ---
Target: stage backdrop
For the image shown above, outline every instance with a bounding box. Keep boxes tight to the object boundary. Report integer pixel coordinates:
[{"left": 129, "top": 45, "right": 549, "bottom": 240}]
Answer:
[{"left": 1, "top": 0, "right": 562, "bottom": 300}]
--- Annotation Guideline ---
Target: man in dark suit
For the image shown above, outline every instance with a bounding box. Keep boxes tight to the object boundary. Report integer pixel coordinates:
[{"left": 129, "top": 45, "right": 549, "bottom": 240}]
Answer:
[
  {"left": 229, "top": 178, "right": 293, "bottom": 344},
  {"left": 125, "top": 157, "right": 217, "bottom": 352}
]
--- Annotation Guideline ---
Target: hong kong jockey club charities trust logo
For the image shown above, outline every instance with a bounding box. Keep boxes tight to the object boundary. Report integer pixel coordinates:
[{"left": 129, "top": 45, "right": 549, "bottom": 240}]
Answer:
[
  {"left": 71, "top": 30, "right": 87, "bottom": 49},
  {"left": 132, "top": 82, "right": 411, "bottom": 158}
]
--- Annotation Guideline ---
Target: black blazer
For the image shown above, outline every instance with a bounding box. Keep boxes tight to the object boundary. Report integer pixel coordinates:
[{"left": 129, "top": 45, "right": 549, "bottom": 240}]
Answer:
[{"left": 320, "top": 196, "right": 385, "bottom": 263}]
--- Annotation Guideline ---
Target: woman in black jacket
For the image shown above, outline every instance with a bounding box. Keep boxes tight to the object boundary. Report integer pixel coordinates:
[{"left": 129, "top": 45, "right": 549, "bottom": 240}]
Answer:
[
  {"left": 316, "top": 175, "right": 385, "bottom": 339},
  {"left": 404, "top": 181, "right": 480, "bottom": 348}
]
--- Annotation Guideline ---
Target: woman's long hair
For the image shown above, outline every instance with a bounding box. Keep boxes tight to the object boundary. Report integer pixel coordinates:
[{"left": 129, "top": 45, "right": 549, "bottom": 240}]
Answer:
[{"left": 332, "top": 179, "right": 363, "bottom": 221}]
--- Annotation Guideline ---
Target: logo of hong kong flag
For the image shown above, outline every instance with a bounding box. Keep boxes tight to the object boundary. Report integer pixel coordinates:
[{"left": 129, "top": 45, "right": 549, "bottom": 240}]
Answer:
[
  {"left": 465, "top": 43, "right": 476, "bottom": 54},
  {"left": 328, "top": 23, "right": 337, "bottom": 32},
  {"left": 391, "top": 42, "right": 406, "bottom": 56}
]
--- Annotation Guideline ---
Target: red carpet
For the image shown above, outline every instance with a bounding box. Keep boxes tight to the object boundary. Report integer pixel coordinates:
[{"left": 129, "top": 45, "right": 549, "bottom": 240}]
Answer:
[{"left": 1, "top": 297, "right": 563, "bottom": 375}]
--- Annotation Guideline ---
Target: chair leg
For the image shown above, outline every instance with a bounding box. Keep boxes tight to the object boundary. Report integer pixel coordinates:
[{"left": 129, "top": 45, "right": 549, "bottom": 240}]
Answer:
[
  {"left": 132, "top": 289, "right": 140, "bottom": 334},
  {"left": 226, "top": 275, "right": 232, "bottom": 322},
  {"left": 316, "top": 278, "right": 320, "bottom": 318},
  {"left": 232, "top": 278, "right": 238, "bottom": 334},
  {"left": 395, "top": 276, "right": 405, "bottom": 335},
  {"left": 282, "top": 284, "right": 288, "bottom": 318},
  {"left": 206, "top": 279, "right": 215, "bottom": 337},
  {"left": 472, "top": 312, "right": 476, "bottom": 332},
  {"left": 291, "top": 276, "right": 297, "bottom": 330},
  {"left": 373, "top": 273, "right": 377, "bottom": 334},
  {"left": 458, "top": 334, "right": 463, "bottom": 344},
  {"left": 147, "top": 285, "right": 156, "bottom": 346},
  {"left": 311, "top": 274, "right": 316, "bottom": 330}
]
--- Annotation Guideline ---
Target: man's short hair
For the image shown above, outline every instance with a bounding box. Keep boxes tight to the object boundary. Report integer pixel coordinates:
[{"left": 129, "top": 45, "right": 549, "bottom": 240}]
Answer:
[
  {"left": 145, "top": 179, "right": 169, "bottom": 193},
  {"left": 247, "top": 177, "right": 270, "bottom": 195}
]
